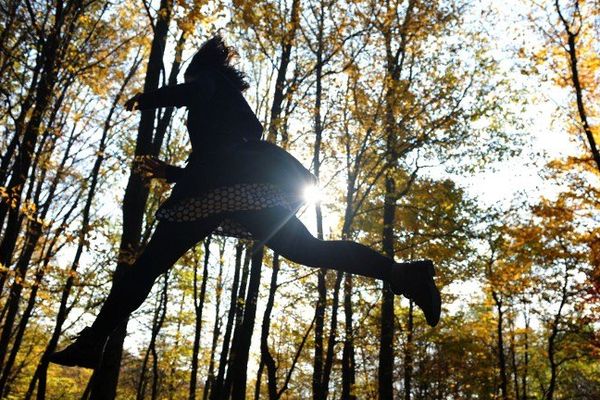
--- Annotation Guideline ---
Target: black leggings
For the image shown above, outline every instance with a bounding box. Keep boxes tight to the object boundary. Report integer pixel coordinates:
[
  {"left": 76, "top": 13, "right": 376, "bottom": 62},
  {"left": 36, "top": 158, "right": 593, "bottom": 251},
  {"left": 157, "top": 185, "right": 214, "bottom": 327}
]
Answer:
[{"left": 91, "top": 206, "right": 394, "bottom": 338}]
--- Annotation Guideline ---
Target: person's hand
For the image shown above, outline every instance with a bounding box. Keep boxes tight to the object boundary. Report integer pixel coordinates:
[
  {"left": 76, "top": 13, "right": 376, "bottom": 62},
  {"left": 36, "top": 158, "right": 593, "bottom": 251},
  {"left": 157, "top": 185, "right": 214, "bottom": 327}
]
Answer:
[
  {"left": 124, "top": 93, "right": 142, "bottom": 111},
  {"left": 133, "top": 156, "right": 168, "bottom": 180}
]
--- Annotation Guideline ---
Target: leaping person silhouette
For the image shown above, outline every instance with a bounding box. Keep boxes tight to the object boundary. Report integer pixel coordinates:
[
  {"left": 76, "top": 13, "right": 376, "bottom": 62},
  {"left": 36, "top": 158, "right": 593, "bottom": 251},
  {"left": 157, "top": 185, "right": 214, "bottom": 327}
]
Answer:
[{"left": 50, "top": 35, "right": 441, "bottom": 369}]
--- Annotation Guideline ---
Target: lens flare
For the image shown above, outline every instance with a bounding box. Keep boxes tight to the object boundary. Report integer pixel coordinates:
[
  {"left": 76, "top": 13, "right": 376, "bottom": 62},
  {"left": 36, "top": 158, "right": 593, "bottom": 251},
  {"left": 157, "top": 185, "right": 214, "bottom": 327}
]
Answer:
[{"left": 303, "top": 184, "right": 323, "bottom": 204}]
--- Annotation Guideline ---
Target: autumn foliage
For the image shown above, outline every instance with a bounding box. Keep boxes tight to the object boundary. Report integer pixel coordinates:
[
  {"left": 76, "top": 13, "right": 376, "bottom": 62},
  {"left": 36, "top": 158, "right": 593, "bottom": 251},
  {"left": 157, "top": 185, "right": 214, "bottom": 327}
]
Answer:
[{"left": 0, "top": 0, "right": 598, "bottom": 399}]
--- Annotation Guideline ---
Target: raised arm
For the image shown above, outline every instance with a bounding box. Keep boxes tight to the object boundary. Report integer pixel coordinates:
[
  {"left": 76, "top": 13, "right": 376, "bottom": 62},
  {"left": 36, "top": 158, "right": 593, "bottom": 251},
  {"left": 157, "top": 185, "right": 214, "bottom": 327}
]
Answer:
[{"left": 125, "top": 71, "right": 216, "bottom": 110}]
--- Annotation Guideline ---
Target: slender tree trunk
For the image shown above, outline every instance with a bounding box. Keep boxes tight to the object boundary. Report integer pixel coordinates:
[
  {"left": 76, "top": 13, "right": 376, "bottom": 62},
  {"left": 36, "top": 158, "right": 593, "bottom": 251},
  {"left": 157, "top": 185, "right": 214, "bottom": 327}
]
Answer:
[
  {"left": 266, "top": 0, "right": 301, "bottom": 143},
  {"left": 227, "top": 245, "right": 263, "bottom": 400},
  {"left": 136, "top": 337, "right": 151, "bottom": 398},
  {"left": 522, "top": 310, "right": 529, "bottom": 400},
  {"left": 1, "top": 261, "right": 45, "bottom": 397},
  {"left": 210, "top": 242, "right": 243, "bottom": 400},
  {"left": 377, "top": 2, "right": 416, "bottom": 395},
  {"left": 89, "top": 2, "right": 172, "bottom": 398},
  {"left": 218, "top": 245, "right": 251, "bottom": 400},
  {"left": 135, "top": 274, "right": 169, "bottom": 400},
  {"left": 219, "top": 242, "right": 252, "bottom": 397},
  {"left": 403, "top": 301, "right": 414, "bottom": 400},
  {"left": 311, "top": 6, "right": 328, "bottom": 397},
  {"left": 378, "top": 122, "right": 396, "bottom": 400},
  {"left": 555, "top": 0, "right": 600, "bottom": 171},
  {"left": 254, "top": 360, "right": 266, "bottom": 400},
  {"left": 545, "top": 265, "right": 569, "bottom": 400},
  {"left": 277, "top": 316, "right": 316, "bottom": 399},
  {"left": 0, "top": 223, "right": 41, "bottom": 369},
  {"left": 0, "top": 131, "right": 21, "bottom": 188},
  {"left": 311, "top": 130, "right": 327, "bottom": 395},
  {"left": 378, "top": 172, "right": 396, "bottom": 400},
  {"left": 322, "top": 272, "right": 342, "bottom": 395},
  {"left": 136, "top": 286, "right": 164, "bottom": 400},
  {"left": 204, "top": 241, "right": 225, "bottom": 399},
  {"left": 153, "top": 31, "right": 187, "bottom": 155},
  {"left": 341, "top": 273, "right": 355, "bottom": 400},
  {"left": 0, "top": 52, "right": 42, "bottom": 190},
  {"left": 189, "top": 238, "right": 211, "bottom": 400},
  {"left": 510, "top": 321, "right": 520, "bottom": 400},
  {"left": 259, "top": 254, "right": 280, "bottom": 400},
  {"left": 492, "top": 292, "right": 508, "bottom": 400},
  {"left": 150, "top": 275, "right": 169, "bottom": 400},
  {"left": 339, "top": 88, "right": 368, "bottom": 400}
]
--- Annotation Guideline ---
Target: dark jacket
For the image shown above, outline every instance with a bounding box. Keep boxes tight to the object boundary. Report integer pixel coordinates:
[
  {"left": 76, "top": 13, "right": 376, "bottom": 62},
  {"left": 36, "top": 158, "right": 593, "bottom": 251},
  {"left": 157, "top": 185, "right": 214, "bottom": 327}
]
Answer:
[{"left": 136, "top": 66, "right": 315, "bottom": 212}]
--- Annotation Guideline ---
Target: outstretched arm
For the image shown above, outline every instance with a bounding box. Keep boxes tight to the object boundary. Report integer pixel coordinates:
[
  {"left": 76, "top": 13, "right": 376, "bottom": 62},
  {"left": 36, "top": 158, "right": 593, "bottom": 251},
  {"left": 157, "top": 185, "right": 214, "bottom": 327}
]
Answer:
[{"left": 125, "top": 72, "right": 216, "bottom": 110}]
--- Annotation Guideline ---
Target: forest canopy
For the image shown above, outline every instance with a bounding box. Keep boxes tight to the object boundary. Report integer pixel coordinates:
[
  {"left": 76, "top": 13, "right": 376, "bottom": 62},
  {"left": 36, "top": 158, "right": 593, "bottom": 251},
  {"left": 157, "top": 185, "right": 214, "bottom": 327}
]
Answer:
[{"left": 0, "top": 0, "right": 598, "bottom": 399}]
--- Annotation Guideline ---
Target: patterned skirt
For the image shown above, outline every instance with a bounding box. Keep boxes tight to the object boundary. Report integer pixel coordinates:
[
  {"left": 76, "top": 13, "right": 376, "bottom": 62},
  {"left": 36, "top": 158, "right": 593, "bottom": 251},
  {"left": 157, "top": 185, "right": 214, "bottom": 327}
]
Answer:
[
  {"left": 156, "top": 183, "right": 300, "bottom": 238},
  {"left": 155, "top": 140, "right": 315, "bottom": 238}
]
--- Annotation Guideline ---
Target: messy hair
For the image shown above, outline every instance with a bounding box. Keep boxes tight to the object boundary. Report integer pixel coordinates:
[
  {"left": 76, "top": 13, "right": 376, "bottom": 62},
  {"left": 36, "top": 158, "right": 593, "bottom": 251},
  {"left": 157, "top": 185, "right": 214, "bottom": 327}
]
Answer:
[{"left": 186, "top": 35, "right": 250, "bottom": 92}]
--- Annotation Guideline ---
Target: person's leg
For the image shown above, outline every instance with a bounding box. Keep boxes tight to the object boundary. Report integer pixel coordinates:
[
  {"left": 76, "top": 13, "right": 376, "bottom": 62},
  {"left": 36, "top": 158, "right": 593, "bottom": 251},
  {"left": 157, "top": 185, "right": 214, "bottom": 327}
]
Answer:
[
  {"left": 50, "top": 217, "right": 220, "bottom": 367},
  {"left": 89, "top": 219, "right": 218, "bottom": 339},
  {"left": 234, "top": 207, "right": 394, "bottom": 280},
  {"left": 233, "top": 207, "right": 441, "bottom": 326}
]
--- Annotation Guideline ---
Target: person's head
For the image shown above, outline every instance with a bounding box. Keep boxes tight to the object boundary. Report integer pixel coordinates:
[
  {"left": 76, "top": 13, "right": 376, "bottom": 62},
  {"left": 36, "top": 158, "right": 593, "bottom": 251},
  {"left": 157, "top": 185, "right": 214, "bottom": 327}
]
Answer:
[{"left": 185, "top": 35, "right": 250, "bottom": 92}]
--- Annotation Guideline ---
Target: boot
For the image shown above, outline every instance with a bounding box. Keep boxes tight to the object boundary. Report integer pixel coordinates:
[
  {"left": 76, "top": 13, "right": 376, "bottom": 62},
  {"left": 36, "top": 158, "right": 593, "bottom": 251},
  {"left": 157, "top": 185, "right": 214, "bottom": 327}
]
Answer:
[
  {"left": 48, "top": 327, "right": 107, "bottom": 369},
  {"left": 389, "top": 260, "right": 441, "bottom": 327}
]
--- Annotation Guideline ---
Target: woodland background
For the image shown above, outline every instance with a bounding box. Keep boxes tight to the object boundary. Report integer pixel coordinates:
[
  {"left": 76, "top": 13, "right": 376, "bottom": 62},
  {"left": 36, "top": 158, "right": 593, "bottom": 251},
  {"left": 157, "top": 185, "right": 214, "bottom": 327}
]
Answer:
[{"left": 0, "top": 0, "right": 598, "bottom": 399}]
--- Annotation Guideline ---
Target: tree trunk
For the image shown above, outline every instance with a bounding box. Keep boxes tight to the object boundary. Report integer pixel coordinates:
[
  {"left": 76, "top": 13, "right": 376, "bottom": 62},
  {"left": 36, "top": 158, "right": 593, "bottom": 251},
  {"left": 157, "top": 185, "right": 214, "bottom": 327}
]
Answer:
[
  {"left": 227, "top": 245, "right": 263, "bottom": 400},
  {"left": 341, "top": 273, "right": 355, "bottom": 400},
  {"left": 266, "top": 0, "right": 301, "bottom": 143},
  {"left": 88, "top": 1, "right": 172, "bottom": 398},
  {"left": 492, "top": 292, "right": 508, "bottom": 400},
  {"left": 311, "top": 5, "right": 328, "bottom": 397},
  {"left": 259, "top": 253, "right": 280, "bottom": 400},
  {"left": 322, "top": 272, "right": 342, "bottom": 395},
  {"left": 136, "top": 275, "right": 169, "bottom": 400},
  {"left": 522, "top": 309, "right": 529, "bottom": 400},
  {"left": 189, "top": 238, "right": 211, "bottom": 400},
  {"left": 339, "top": 83, "right": 375, "bottom": 400},
  {"left": 153, "top": 31, "right": 187, "bottom": 155},
  {"left": 510, "top": 322, "right": 520, "bottom": 400},
  {"left": 210, "top": 242, "right": 244, "bottom": 400},
  {"left": 378, "top": 2, "right": 415, "bottom": 395},
  {"left": 555, "top": 0, "right": 600, "bottom": 171},
  {"left": 378, "top": 173, "right": 396, "bottom": 400},
  {"left": 403, "top": 301, "right": 414, "bottom": 400},
  {"left": 150, "top": 275, "right": 169, "bottom": 400},
  {"left": 204, "top": 240, "right": 225, "bottom": 399},
  {"left": 545, "top": 265, "right": 569, "bottom": 400},
  {"left": 234, "top": 246, "right": 252, "bottom": 329}
]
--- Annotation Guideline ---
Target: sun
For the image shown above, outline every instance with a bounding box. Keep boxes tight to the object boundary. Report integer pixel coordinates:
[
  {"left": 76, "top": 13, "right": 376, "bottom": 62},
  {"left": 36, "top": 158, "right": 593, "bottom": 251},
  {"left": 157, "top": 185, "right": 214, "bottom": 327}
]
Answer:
[{"left": 303, "top": 184, "right": 323, "bottom": 205}]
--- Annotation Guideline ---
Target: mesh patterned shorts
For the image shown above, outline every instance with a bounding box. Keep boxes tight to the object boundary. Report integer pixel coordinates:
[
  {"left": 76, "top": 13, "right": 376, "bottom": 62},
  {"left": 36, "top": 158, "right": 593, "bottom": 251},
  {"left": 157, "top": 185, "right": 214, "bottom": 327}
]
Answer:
[{"left": 155, "top": 183, "right": 299, "bottom": 238}]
